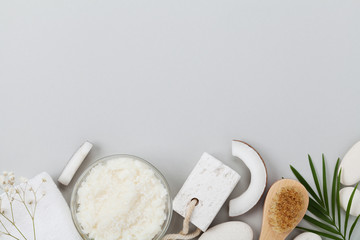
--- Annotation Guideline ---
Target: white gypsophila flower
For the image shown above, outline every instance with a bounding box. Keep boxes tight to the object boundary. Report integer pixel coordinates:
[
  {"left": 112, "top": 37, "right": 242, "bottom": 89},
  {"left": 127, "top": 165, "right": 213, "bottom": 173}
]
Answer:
[
  {"left": 20, "top": 177, "right": 28, "bottom": 183},
  {"left": 0, "top": 172, "right": 43, "bottom": 239},
  {"left": 0, "top": 175, "right": 4, "bottom": 185},
  {"left": 9, "top": 175, "right": 15, "bottom": 182},
  {"left": 8, "top": 187, "right": 15, "bottom": 195}
]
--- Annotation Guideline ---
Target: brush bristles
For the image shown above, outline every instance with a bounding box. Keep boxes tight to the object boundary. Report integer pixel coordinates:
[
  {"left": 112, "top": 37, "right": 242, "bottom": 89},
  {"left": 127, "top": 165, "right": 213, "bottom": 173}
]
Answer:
[{"left": 268, "top": 186, "right": 305, "bottom": 233}]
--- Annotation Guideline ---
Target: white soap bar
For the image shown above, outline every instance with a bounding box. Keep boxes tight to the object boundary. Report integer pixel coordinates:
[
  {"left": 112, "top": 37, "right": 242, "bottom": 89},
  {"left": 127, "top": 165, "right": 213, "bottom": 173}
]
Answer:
[
  {"left": 58, "top": 141, "right": 93, "bottom": 186},
  {"left": 173, "top": 152, "right": 240, "bottom": 232},
  {"left": 199, "top": 221, "right": 253, "bottom": 240}
]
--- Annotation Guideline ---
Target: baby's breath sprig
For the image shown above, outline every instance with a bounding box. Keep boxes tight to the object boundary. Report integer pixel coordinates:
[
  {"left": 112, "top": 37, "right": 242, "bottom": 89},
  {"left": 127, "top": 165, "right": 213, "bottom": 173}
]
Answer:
[{"left": 0, "top": 172, "right": 47, "bottom": 240}]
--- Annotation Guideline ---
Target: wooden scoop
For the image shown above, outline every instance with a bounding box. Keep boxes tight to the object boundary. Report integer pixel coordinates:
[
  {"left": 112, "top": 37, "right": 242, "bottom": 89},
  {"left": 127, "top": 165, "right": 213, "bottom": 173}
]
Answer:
[{"left": 259, "top": 179, "right": 309, "bottom": 240}]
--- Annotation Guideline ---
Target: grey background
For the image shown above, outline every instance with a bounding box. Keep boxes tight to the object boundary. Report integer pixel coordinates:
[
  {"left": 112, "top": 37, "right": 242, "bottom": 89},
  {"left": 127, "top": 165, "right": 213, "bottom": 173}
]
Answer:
[{"left": 1, "top": 0, "right": 360, "bottom": 239}]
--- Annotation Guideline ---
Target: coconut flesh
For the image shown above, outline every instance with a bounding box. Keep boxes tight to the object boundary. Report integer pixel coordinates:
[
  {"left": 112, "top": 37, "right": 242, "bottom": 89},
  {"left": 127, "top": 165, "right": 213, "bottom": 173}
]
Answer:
[{"left": 229, "top": 140, "right": 267, "bottom": 217}]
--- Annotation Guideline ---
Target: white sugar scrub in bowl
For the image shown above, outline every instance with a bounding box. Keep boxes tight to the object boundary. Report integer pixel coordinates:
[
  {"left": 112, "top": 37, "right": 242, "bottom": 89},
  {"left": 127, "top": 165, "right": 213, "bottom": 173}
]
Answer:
[{"left": 71, "top": 154, "right": 172, "bottom": 240}]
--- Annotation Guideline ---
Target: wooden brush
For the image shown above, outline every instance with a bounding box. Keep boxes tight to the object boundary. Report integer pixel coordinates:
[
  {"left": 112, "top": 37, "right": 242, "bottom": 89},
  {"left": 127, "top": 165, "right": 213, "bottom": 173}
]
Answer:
[{"left": 259, "top": 179, "right": 309, "bottom": 240}]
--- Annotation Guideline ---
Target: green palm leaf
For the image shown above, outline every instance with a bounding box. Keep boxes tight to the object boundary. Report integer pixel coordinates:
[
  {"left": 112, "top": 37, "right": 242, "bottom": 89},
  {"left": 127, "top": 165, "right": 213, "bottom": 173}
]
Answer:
[
  {"left": 344, "top": 183, "right": 359, "bottom": 237},
  {"left": 290, "top": 165, "right": 322, "bottom": 204},
  {"left": 297, "top": 227, "right": 343, "bottom": 240},
  {"left": 303, "top": 215, "right": 340, "bottom": 235},
  {"left": 309, "top": 155, "right": 325, "bottom": 205},
  {"left": 332, "top": 159, "right": 341, "bottom": 220},
  {"left": 349, "top": 215, "right": 360, "bottom": 240},
  {"left": 337, "top": 169, "right": 342, "bottom": 230},
  {"left": 291, "top": 155, "right": 360, "bottom": 240},
  {"left": 323, "top": 154, "right": 329, "bottom": 212},
  {"left": 308, "top": 198, "right": 334, "bottom": 225}
]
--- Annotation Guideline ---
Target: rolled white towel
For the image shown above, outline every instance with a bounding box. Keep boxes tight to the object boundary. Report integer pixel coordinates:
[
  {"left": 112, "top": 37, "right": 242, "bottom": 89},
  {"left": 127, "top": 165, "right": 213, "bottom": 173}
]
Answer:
[{"left": 0, "top": 172, "right": 82, "bottom": 240}]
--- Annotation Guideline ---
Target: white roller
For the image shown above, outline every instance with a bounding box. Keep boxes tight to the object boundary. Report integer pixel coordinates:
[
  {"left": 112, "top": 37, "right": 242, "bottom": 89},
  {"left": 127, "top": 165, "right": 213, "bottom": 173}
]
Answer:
[{"left": 58, "top": 141, "right": 93, "bottom": 186}]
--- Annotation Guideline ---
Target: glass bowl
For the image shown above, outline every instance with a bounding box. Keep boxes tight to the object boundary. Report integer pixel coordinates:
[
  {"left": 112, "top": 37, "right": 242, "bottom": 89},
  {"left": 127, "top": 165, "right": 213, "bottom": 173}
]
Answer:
[{"left": 70, "top": 154, "right": 173, "bottom": 240}]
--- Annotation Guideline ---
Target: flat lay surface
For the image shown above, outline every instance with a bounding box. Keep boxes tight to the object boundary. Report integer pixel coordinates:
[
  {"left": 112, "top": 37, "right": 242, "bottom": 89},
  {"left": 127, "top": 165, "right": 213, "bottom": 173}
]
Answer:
[{"left": 1, "top": 0, "right": 360, "bottom": 239}]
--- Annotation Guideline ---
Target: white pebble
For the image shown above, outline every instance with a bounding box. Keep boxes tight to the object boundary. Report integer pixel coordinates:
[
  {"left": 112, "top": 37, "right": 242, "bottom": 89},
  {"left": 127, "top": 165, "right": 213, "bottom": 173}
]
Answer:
[
  {"left": 340, "top": 187, "right": 360, "bottom": 216},
  {"left": 340, "top": 141, "right": 360, "bottom": 186},
  {"left": 294, "top": 232, "right": 322, "bottom": 240},
  {"left": 199, "top": 221, "right": 253, "bottom": 240}
]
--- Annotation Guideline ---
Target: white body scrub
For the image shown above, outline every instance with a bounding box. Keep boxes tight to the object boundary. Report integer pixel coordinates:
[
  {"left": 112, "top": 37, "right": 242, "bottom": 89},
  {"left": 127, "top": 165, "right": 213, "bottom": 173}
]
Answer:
[{"left": 76, "top": 157, "right": 168, "bottom": 240}]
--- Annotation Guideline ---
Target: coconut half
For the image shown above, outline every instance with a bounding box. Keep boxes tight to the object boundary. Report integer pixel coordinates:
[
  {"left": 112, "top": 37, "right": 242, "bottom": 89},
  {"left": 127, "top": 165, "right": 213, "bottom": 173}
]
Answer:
[{"left": 229, "top": 140, "right": 267, "bottom": 217}]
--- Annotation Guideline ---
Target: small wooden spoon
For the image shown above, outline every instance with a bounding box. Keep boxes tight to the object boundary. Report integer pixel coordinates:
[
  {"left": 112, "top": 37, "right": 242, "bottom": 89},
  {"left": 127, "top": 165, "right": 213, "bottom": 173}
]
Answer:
[{"left": 259, "top": 179, "right": 309, "bottom": 240}]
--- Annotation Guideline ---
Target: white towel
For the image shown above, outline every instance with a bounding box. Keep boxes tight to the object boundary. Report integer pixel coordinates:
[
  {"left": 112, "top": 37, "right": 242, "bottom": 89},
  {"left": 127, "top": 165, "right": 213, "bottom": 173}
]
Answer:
[{"left": 0, "top": 172, "right": 82, "bottom": 240}]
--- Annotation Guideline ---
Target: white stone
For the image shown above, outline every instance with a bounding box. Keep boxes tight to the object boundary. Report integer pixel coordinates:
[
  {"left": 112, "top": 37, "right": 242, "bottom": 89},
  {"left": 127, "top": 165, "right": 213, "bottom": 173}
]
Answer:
[
  {"left": 199, "top": 221, "right": 253, "bottom": 240},
  {"left": 172, "top": 152, "right": 240, "bottom": 232},
  {"left": 340, "top": 187, "right": 360, "bottom": 216},
  {"left": 293, "top": 232, "right": 322, "bottom": 240},
  {"left": 340, "top": 141, "right": 360, "bottom": 186}
]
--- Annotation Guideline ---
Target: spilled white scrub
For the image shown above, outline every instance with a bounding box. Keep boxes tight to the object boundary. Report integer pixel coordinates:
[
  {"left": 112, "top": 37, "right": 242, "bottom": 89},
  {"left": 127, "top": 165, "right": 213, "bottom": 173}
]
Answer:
[{"left": 76, "top": 158, "right": 168, "bottom": 240}]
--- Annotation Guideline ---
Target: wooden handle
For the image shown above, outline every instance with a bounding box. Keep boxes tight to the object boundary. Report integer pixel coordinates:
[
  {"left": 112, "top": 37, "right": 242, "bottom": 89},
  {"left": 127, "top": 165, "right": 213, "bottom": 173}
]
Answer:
[{"left": 259, "top": 224, "right": 285, "bottom": 240}]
